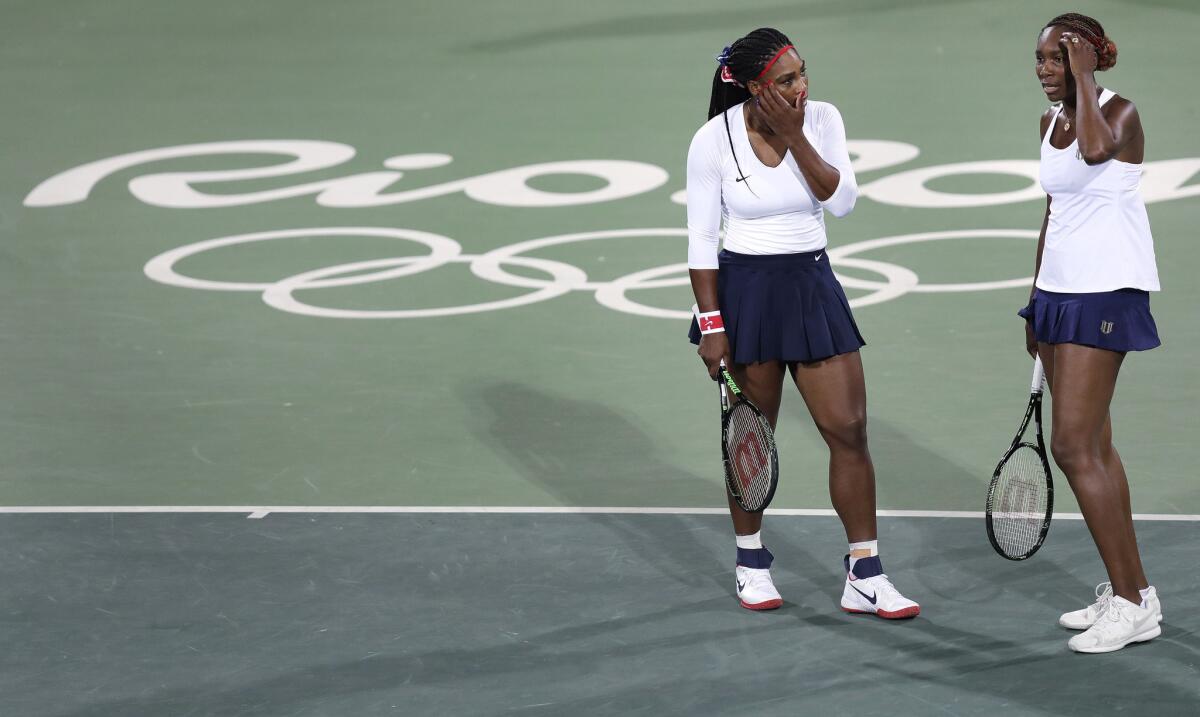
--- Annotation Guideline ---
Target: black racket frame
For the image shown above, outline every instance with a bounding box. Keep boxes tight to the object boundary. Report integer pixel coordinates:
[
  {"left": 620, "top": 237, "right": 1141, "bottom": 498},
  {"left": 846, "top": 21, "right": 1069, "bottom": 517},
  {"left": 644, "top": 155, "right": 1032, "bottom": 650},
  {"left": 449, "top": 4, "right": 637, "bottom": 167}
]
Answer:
[
  {"left": 718, "top": 363, "right": 779, "bottom": 513},
  {"left": 985, "top": 377, "right": 1055, "bottom": 560}
]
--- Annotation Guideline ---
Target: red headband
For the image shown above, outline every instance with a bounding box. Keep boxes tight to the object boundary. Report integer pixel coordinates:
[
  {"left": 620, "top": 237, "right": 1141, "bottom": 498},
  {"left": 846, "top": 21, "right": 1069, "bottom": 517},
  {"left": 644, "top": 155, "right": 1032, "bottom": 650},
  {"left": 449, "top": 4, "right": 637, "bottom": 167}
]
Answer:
[{"left": 755, "top": 45, "right": 795, "bottom": 81}]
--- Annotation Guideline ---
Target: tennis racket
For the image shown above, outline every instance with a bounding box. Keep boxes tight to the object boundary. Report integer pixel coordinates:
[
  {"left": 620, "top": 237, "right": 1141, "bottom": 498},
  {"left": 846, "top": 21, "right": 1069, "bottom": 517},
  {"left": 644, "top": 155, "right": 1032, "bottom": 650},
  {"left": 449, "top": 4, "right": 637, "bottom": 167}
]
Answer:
[
  {"left": 985, "top": 355, "right": 1054, "bottom": 560},
  {"left": 717, "top": 360, "right": 779, "bottom": 513}
]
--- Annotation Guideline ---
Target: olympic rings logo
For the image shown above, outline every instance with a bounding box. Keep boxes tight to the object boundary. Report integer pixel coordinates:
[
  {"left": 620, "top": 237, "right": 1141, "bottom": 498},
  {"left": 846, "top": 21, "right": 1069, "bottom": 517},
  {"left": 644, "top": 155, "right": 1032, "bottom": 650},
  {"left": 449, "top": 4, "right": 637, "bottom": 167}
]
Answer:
[{"left": 143, "top": 227, "right": 1037, "bottom": 319}]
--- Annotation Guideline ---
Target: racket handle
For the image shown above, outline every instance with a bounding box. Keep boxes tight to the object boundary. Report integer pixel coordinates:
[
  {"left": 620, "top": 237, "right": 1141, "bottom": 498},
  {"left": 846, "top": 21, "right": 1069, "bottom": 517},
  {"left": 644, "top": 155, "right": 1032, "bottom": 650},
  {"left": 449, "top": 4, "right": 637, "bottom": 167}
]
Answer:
[
  {"left": 1031, "top": 355, "right": 1046, "bottom": 394},
  {"left": 718, "top": 359, "right": 729, "bottom": 411}
]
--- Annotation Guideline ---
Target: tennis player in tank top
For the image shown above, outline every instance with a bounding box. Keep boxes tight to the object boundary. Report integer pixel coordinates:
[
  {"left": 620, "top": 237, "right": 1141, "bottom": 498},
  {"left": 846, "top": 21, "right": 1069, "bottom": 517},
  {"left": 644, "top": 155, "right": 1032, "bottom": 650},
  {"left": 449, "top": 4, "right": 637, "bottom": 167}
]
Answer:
[
  {"left": 1023, "top": 13, "right": 1164, "bottom": 653},
  {"left": 685, "top": 28, "right": 920, "bottom": 618}
]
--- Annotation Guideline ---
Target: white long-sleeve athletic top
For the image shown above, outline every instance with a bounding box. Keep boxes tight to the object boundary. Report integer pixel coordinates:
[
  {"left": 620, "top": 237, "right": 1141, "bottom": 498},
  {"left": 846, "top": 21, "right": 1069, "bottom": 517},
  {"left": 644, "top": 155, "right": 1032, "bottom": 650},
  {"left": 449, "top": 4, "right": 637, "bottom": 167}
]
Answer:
[{"left": 686, "top": 100, "right": 857, "bottom": 269}]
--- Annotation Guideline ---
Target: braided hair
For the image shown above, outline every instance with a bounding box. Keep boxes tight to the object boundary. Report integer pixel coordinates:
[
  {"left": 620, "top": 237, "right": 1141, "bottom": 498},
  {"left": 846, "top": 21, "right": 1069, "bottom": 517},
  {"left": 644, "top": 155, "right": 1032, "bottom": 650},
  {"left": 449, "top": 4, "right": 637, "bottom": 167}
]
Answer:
[
  {"left": 708, "top": 28, "right": 795, "bottom": 189},
  {"left": 1045, "top": 13, "right": 1118, "bottom": 71}
]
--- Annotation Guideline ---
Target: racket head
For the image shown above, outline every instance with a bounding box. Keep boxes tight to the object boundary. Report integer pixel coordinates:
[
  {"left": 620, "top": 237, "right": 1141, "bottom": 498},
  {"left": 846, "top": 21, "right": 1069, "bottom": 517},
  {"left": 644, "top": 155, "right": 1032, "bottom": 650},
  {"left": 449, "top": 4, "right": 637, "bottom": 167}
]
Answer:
[
  {"left": 985, "top": 441, "right": 1054, "bottom": 560},
  {"left": 721, "top": 399, "right": 779, "bottom": 513}
]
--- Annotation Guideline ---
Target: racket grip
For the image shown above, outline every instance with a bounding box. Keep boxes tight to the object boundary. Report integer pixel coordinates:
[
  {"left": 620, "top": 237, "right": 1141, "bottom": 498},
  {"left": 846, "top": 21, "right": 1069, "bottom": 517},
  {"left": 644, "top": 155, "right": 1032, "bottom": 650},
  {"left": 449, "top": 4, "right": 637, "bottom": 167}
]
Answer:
[
  {"left": 717, "top": 359, "right": 729, "bottom": 410},
  {"left": 1031, "top": 355, "right": 1046, "bottom": 394}
]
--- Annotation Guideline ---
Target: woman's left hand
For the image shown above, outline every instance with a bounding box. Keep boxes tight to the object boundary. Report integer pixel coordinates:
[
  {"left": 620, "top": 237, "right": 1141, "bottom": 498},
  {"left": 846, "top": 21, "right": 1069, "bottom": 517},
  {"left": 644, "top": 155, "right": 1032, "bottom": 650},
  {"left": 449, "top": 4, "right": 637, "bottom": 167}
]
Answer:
[
  {"left": 1059, "top": 31, "right": 1098, "bottom": 76},
  {"left": 756, "top": 82, "right": 806, "bottom": 141}
]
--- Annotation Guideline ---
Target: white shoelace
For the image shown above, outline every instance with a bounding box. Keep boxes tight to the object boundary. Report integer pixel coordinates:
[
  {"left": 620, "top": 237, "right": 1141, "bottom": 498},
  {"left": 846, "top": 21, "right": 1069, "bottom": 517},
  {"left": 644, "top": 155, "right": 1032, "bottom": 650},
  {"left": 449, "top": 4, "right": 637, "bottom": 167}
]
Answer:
[
  {"left": 1099, "top": 597, "right": 1141, "bottom": 630},
  {"left": 864, "top": 574, "right": 905, "bottom": 602},
  {"left": 1089, "top": 582, "right": 1114, "bottom": 614}
]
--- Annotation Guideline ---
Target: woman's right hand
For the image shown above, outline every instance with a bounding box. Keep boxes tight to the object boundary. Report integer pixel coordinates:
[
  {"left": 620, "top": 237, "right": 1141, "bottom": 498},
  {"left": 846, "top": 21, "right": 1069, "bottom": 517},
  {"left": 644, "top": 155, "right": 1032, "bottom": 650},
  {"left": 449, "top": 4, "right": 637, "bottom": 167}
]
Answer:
[
  {"left": 698, "top": 332, "right": 732, "bottom": 379},
  {"left": 1059, "top": 31, "right": 1099, "bottom": 76},
  {"left": 1024, "top": 321, "right": 1038, "bottom": 358}
]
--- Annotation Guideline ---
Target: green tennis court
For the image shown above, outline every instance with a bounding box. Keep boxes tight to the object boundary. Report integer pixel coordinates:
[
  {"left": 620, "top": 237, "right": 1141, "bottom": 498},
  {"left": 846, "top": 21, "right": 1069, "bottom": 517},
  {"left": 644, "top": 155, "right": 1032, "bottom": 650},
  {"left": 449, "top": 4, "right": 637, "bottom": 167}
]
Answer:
[{"left": 3, "top": 1, "right": 1198, "bottom": 714}]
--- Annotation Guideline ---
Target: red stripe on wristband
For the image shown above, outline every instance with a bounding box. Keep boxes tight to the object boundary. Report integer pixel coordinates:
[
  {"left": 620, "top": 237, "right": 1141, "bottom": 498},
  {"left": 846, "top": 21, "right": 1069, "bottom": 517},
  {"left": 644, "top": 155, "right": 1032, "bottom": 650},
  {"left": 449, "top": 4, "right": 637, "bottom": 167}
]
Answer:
[{"left": 698, "top": 311, "right": 724, "bottom": 334}]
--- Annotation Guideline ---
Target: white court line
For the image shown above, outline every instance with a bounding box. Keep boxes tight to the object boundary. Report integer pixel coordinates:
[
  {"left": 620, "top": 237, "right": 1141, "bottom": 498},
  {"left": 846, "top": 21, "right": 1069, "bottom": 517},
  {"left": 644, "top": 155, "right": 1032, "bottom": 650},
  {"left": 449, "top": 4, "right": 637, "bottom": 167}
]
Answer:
[{"left": 0, "top": 506, "right": 1197, "bottom": 521}]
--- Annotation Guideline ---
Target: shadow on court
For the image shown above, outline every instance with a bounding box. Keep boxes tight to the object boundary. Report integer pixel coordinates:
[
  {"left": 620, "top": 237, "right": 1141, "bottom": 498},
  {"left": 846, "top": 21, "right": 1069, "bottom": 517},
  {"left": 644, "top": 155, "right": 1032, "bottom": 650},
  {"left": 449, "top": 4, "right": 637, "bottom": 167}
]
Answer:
[
  {"left": 866, "top": 417, "right": 988, "bottom": 510},
  {"left": 5, "top": 513, "right": 1196, "bottom": 717},
  {"left": 463, "top": 380, "right": 731, "bottom": 593}
]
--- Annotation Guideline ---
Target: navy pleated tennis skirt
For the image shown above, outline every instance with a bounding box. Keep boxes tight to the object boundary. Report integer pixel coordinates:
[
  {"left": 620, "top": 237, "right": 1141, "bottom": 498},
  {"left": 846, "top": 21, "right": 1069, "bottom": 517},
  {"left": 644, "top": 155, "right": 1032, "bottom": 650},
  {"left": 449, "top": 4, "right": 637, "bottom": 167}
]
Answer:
[
  {"left": 1018, "top": 288, "right": 1160, "bottom": 352},
  {"left": 688, "top": 249, "right": 865, "bottom": 364}
]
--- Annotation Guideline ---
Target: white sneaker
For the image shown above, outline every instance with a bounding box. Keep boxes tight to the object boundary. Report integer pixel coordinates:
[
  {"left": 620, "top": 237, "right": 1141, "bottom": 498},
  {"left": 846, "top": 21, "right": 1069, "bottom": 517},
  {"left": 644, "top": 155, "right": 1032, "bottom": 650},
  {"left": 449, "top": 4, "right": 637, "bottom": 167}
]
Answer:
[
  {"left": 735, "top": 547, "right": 782, "bottom": 610},
  {"left": 1068, "top": 594, "right": 1162, "bottom": 653},
  {"left": 840, "top": 555, "right": 920, "bottom": 619},
  {"left": 1059, "top": 583, "right": 1163, "bottom": 630}
]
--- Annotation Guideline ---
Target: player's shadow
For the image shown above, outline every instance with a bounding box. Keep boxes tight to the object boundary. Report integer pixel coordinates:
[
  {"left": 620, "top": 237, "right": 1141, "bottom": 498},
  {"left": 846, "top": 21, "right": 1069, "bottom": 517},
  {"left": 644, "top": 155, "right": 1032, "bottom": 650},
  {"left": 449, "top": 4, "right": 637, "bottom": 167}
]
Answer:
[
  {"left": 38, "top": 514, "right": 1199, "bottom": 717},
  {"left": 45, "top": 595, "right": 790, "bottom": 717},
  {"left": 864, "top": 416, "right": 989, "bottom": 514},
  {"left": 857, "top": 416, "right": 1095, "bottom": 608},
  {"left": 775, "top": 598, "right": 1200, "bottom": 714},
  {"left": 462, "top": 379, "right": 891, "bottom": 605},
  {"left": 461, "top": 380, "right": 730, "bottom": 591},
  {"left": 860, "top": 618, "right": 1200, "bottom": 714}
]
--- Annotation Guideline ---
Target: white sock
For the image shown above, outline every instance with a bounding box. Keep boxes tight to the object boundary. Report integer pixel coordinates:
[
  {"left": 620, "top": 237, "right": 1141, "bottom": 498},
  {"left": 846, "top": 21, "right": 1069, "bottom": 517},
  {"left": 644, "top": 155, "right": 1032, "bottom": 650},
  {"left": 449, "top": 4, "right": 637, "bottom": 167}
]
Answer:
[
  {"left": 848, "top": 540, "right": 879, "bottom": 571},
  {"left": 736, "top": 531, "right": 763, "bottom": 550},
  {"left": 1139, "top": 586, "right": 1153, "bottom": 609}
]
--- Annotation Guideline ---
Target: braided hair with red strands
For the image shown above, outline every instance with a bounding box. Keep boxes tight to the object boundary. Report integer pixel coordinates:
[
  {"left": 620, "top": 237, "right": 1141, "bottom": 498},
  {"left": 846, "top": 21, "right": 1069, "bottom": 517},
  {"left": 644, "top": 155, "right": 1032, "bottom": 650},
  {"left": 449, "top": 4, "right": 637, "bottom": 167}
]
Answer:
[
  {"left": 1045, "top": 13, "right": 1118, "bottom": 71},
  {"left": 707, "top": 27, "right": 795, "bottom": 192}
]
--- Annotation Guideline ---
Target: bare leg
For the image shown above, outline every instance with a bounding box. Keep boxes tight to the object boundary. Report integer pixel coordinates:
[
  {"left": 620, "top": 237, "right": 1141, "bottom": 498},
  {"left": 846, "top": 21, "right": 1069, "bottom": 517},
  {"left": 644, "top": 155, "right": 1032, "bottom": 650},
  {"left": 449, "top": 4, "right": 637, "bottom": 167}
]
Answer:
[
  {"left": 726, "top": 361, "right": 786, "bottom": 536},
  {"left": 789, "top": 351, "right": 877, "bottom": 543},
  {"left": 1101, "top": 415, "right": 1150, "bottom": 589},
  {"left": 1039, "top": 342, "right": 1148, "bottom": 603}
]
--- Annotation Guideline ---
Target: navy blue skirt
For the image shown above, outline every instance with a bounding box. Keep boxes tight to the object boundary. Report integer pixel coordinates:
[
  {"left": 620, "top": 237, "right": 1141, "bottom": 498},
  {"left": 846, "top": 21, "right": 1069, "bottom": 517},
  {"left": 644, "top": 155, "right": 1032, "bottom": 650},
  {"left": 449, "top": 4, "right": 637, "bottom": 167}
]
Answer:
[
  {"left": 1018, "top": 288, "right": 1160, "bottom": 352},
  {"left": 688, "top": 249, "right": 865, "bottom": 364}
]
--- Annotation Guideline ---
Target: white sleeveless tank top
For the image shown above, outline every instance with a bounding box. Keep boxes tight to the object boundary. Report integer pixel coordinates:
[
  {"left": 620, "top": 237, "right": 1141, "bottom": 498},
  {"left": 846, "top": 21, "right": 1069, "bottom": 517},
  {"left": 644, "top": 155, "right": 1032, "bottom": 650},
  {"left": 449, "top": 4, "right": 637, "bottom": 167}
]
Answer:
[{"left": 1037, "top": 88, "right": 1160, "bottom": 293}]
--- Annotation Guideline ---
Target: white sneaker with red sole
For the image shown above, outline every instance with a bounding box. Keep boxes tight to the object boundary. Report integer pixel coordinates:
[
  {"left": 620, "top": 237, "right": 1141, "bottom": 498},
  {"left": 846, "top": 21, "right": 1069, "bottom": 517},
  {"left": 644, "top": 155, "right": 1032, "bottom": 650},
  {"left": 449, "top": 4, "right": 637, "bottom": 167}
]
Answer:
[
  {"left": 735, "top": 546, "right": 783, "bottom": 610},
  {"left": 840, "top": 555, "right": 920, "bottom": 619}
]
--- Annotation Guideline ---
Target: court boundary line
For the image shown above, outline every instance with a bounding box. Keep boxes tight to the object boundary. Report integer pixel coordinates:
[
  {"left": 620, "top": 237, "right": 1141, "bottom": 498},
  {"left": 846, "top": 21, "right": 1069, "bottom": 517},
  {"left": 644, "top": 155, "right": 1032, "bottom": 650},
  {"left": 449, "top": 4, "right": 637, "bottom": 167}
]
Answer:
[{"left": 0, "top": 506, "right": 1197, "bottom": 521}]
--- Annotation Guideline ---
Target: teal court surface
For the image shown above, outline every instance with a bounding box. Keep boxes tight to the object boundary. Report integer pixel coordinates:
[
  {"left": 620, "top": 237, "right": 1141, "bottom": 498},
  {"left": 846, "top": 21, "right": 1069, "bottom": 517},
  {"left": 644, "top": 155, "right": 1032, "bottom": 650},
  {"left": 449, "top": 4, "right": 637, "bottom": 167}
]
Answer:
[{"left": 2, "top": 1, "right": 1198, "bottom": 715}]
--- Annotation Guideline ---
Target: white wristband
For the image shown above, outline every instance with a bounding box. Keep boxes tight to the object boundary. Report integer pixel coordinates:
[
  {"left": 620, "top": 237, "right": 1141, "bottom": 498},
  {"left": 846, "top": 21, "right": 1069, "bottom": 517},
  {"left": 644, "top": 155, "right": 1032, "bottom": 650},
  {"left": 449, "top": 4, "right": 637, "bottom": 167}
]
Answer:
[{"left": 697, "top": 309, "right": 725, "bottom": 335}]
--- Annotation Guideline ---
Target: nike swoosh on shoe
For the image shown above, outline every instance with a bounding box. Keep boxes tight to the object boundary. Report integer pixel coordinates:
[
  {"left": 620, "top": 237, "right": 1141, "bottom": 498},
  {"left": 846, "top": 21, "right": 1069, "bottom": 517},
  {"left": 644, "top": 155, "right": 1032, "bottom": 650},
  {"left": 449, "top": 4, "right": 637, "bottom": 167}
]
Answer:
[{"left": 850, "top": 584, "right": 877, "bottom": 605}]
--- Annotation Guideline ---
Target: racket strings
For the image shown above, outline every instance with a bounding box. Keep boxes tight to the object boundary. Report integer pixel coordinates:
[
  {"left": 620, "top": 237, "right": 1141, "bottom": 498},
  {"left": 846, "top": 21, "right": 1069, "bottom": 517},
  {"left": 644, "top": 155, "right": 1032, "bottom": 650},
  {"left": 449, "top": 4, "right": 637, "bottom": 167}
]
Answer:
[
  {"left": 991, "top": 445, "right": 1050, "bottom": 557},
  {"left": 726, "top": 404, "right": 775, "bottom": 509}
]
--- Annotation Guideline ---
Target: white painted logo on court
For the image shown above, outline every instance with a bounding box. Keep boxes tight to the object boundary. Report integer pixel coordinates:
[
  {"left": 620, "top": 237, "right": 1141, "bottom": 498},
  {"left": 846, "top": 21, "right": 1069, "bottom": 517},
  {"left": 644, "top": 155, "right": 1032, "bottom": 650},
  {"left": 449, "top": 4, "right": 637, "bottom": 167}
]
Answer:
[
  {"left": 25, "top": 139, "right": 1200, "bottom": 319},
  {"left": 143, "top": 226, "right": 1039, "bottom": 319}
]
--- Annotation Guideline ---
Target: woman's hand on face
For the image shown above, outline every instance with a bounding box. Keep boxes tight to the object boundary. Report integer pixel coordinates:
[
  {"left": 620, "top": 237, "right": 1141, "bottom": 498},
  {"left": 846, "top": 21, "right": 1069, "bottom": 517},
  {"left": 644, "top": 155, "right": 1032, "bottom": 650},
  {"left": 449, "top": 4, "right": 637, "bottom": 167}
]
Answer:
[
  {"left": 756, "top": 82, "right": 806, "bottom": 141},
  {"left": 698, "top": 332, "right": 731, "bottom": 380},
  {"left": 1058, "top": 31, "right": 1098, "bottom": 76}
]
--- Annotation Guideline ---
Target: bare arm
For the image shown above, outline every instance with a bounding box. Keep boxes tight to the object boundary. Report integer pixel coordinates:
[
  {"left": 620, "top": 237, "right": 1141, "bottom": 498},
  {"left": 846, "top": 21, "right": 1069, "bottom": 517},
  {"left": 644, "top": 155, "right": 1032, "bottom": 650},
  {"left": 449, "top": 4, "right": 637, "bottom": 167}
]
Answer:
[
  {"left": 1033, "top": 195, "right": 1050, "bottom": 299},
  {"left": 1025, "top": 112, "right": 1056, "bottom": 357},
  {"left": 1024, "top": 195, "right": 1052, "bottom": 358},
  {"left": 1061, "top": 32, "right": 1142, "bottom": 165},
  {"left": 689, "top": 269, "right": 720, "bottom": 315},
  {"left": 758, "top": 83, "right": 841, "bottom": 200},
  {"left": 1032, "top": 109, "right": 1056, "bottom": 295}
]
